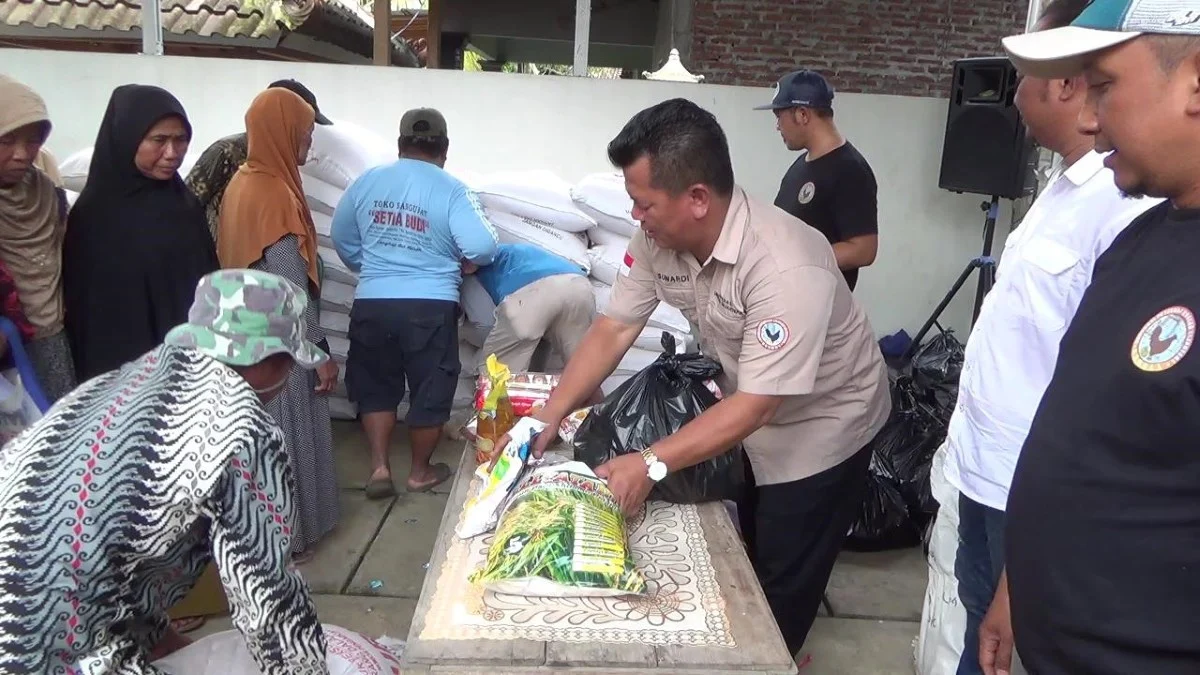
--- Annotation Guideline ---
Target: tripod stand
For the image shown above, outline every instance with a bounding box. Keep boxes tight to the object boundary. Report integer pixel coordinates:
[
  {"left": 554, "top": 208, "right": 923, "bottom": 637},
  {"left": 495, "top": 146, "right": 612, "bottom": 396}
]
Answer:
[{"left": 903, "top": 195, "right": 1001, "bottom": 362}]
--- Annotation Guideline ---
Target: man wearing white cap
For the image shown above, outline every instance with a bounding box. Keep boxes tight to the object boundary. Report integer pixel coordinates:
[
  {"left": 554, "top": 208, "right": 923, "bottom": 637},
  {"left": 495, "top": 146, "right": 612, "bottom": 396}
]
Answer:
[{"left": 981, "top": 3, "right": 1200, "bottom": 674}]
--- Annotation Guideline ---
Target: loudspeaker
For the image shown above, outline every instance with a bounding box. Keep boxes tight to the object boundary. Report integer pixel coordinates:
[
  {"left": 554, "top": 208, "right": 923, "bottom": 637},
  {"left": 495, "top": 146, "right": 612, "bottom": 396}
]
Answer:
[{"left": 938, "top": 56, "right": 1038, "bottom": 200}]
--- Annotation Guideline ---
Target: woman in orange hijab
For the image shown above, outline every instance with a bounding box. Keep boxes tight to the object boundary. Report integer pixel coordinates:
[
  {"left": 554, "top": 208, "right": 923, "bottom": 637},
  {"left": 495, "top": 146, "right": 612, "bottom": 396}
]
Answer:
[{"left": 218, "top": 88, "right": 339, "bottom": 563}]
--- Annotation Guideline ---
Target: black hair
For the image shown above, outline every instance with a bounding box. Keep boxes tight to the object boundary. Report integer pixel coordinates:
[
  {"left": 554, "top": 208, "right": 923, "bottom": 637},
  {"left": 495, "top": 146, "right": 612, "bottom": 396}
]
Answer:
[
  {"left": 811, "top": 107, "right": 834, "bottom": 120},
  {"left": 606, "top": 98, "right": 735, "bottom": 196},
  {"left": 1038, "top": 0, "right": 1090, "bottom": 30},
  {"left": 399, "top": 135, "right": 449, "bottom": 158}
]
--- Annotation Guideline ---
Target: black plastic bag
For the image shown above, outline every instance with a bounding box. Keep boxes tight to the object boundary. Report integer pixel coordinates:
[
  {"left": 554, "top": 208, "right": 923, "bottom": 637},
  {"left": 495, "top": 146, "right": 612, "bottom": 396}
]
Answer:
[
  {"left": 573, "top": 332, "right": 746, "bottom": 504},
  {"left": 844, "top": 330, "right": 964, "bottom": 551}
]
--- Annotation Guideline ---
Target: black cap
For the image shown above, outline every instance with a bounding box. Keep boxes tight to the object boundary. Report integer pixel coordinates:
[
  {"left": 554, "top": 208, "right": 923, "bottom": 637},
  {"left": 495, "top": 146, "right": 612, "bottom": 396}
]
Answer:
[
  {"left": 399, "top": 108, "right": 448, "bottom": 139},
  {"left": 753, "top": 70, "right": 835, "bottom": 111},
  {"left": 268, "top": 79, "right": 332, "bottom": 125}
]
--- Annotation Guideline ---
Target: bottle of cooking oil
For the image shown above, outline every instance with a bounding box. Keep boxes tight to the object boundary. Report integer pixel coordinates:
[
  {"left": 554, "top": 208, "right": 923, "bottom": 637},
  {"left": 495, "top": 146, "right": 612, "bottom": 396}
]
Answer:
[{"left": 476, "top": 354, "right": 516, "bottom": 465}]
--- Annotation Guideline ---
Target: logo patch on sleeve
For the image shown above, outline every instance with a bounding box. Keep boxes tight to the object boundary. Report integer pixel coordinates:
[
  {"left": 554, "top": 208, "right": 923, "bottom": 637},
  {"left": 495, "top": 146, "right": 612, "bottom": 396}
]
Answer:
[
  {"left": 619, "top": 251, "right": 634, "bottom": 277},
  {"left": 1131, "top": 305, "right": 1195, "bottom": 372},
  {"left": 756, "top": 319, "right": 789, "bottom": 350}
]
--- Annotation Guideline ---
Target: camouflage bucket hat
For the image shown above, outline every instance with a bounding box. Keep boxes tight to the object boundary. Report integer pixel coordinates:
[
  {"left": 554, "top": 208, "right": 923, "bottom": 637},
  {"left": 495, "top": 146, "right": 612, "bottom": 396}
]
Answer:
[{"left": 165, "top": 269, "right": 328, "bottom": 369}]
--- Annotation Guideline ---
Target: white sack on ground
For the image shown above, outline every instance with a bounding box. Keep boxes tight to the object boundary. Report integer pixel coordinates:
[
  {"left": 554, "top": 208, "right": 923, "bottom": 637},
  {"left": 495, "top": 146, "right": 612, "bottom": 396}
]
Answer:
[
  {"left": 488, "top": 210, "right": 590, "bottom": 272},
  {"left": 320, "top": 280, "right": 355, "bottom": 314},
  {"left": 586, "top": 243, "right": 625, "bottom": 286},
  {"left": 65, "top": 190, "right": 80, "bottom": 207},
  {"left": 320, "top": 310, "right": 350, "bottom": 339},
  {"left": 474, "top": 170, "right": 595, "bottom": 233},
  {"left": 590, "top": 280, "right": 690, "bottom": 335},
  {"left": 304, "top": 119, "right": 393, "bottom": 191},
  {"left": 59, "top": 146, "right": 198, "bottom": 193},
  {"left": 587, "top": 226, "right": 633, "bottom": 248},
  {"left": 59, "top": 147, "right": 91, "bottom": 193},
  {"left": 303, "top": 173, "right": 344, "bottom": 217},
  {"left": 153, "top": 624, "right": 403, "bottom": 674},
  {"left": 319, "top": 247, "right": 357, "bottom": 285},
  {"left": 915, "top": 445, "right": 967, "bottom": 675},
  {"left": 327, "top": 335, "right": 350, "bottom": 360},
  {"left": 571, "top": 172, "right": 639, "bottom": 238},
  {"left": 312, "top": 210, "right": 335, "bottom": 248}
]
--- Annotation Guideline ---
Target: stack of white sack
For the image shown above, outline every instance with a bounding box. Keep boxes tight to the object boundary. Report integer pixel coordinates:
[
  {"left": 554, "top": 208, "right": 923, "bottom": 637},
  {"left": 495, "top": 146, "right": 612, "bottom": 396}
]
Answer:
[
  {"left": 571, "top": 171, "right": 696, "bottom": 393},
  {"left": 471, "top": 170, "right": 593, "bottom": 273},
  {"left": 58, "top": 145, "right": 198, "bottom": 197}
]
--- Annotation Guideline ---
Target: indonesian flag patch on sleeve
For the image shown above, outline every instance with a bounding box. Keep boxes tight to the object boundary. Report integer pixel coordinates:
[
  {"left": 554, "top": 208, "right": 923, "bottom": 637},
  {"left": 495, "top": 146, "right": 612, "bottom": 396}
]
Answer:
[{"left": 620, "top": 251, "right": 634, "bottom": 277}]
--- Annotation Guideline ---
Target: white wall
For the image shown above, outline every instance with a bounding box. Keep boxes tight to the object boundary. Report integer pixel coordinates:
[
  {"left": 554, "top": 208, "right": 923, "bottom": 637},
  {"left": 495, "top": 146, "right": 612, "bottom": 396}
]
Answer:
[{"left": 2, "top": 48, "right": 1009, "bottom": 339}]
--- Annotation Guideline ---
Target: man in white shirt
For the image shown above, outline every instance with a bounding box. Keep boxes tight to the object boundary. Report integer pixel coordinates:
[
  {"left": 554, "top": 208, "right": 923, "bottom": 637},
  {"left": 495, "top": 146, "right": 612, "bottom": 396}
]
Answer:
[{"left": 926, "top": 1, "right": 1161, "bottom": 673}]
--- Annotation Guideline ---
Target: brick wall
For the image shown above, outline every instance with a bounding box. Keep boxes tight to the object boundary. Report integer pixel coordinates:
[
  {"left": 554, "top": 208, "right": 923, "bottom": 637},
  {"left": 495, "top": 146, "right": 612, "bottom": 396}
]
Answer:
[{"left": 691, "top": 0, "right": 1028, "bottom": 98}]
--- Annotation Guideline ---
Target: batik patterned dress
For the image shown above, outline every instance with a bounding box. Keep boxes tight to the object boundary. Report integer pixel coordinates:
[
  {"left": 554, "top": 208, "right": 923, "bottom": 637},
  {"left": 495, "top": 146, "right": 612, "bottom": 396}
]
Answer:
[
  {"left": 184, "top": 133, "right": 248, "bottom": 242},
  {"left": 0, "top": 345, "right": 327, "bottom": 674}
]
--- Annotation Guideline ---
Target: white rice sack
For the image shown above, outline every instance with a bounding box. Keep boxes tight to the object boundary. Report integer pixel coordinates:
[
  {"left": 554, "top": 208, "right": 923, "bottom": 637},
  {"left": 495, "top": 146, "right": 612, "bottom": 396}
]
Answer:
[
  {"left": 303, "top": 173, "right": 345, "bottom": 217},
  {"left": 65, "top": 190, "right": 80, "bottom": 207},
  {"left": 59, "top": 147, "right": 92, "bottom": 193},
  {"left": 587, "top": 226, "right": 633, "bottom": 248},
  {"left": 445, "top": 165, "right": 484, "bottom": 190},
  {"left": 475, "top": 170, "right": 596, "bottom": 233},
  {"left": 329, "top": 396, "right": 357, "bottom": 420},
  {"left": 320, "top": 310, "right": 350, "bottom": 339},
  {"left": 460, "top": 274, "right": 497, "bottom": 329},
  {"left": 154, "top": 624, "right": 402, "bottom": 674},
  {"left": 319, "top": 246, "right": 357, "bottom": 285},
  {"left": 586, "top": 243, "right": 625, "bottom": 286},
  {"left": 320, "top": 279, "right": 356, "bottom": 314},
  {"left": 571, "top": 172, "right": 638, "bottom": 237},
  {"left": 488, "top": 211, "right": 590, "bottom": 272},
  {"left": 590, "top": 280, "right": 690, "bottom": 335},
  {"left": 304, "top": 120, "right": 393, "bottom": 191},
  {"left": 327, "top": 335, "right": 350, "bottom": 360},
  {"left": 312, "top": 210, "right": 335, "bottom": 248}
]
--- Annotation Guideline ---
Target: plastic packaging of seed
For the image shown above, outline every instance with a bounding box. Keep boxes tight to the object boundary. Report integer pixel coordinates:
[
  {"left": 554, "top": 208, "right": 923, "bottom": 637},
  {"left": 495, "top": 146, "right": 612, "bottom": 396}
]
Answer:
[{"left": 469, "top": 460, "right": 646, "bottom": 598}]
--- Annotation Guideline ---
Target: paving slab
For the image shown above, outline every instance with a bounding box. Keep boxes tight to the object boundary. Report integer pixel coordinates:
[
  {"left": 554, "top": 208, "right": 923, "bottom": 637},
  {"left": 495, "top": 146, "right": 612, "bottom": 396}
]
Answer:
[
  {"left": 827, "top": 547, "right": 927, "bottom": 621},
  {"left": 296, "top": 490, "right": 393, "bottom": 594},
  {"left": 804, "top": 617, "right": 918, "bottom": 674},
  {"left": 332, "top": 420, "right": 462, "bottom": 496},
  {"left": 347, "top": 490, "right": 450, "bottom": 598}
]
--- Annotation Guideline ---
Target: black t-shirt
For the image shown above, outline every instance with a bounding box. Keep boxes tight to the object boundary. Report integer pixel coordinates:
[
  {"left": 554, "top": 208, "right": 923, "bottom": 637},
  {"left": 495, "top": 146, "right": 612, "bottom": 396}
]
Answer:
[
  {"left": 1007, "top": 202, "right": 1200, "bottom": 675},
  {"left": 773, "top": 142, "right": 878, "bottom": 290}
]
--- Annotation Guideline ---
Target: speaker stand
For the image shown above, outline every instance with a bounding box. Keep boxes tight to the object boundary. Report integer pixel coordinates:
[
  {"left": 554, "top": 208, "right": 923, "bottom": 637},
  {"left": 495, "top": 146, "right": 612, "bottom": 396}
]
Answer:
[{"left": 903, "top": 195, "right": 1001, "bottom": 362}]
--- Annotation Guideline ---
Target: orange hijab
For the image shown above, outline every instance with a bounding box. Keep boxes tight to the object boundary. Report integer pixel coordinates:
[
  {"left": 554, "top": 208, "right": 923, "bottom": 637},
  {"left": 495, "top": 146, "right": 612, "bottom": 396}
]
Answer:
[{"left": 217, "top": 88, "right": 319, "bottom": 292}]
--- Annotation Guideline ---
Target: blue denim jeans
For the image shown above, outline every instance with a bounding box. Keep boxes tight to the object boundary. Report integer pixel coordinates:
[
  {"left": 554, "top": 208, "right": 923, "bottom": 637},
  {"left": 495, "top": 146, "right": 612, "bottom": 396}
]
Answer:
[{"left": 955, "top": 493, "right": 1007, "bottom": 675}]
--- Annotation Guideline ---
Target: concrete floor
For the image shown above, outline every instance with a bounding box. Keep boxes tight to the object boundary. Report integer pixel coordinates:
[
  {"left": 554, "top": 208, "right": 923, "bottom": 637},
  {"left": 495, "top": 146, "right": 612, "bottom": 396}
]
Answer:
[{"left": 194, "top": 420, "right": 929, "bottom": 674}]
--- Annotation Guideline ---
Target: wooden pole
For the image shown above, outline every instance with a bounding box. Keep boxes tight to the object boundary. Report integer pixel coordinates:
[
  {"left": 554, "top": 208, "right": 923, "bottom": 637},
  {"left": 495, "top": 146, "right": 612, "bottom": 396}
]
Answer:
[
  {"left": 427, "top": 0, "right": 442, "bottom": 69},
  {"left": 374, "top": 0, "right": 390, "bottom": 66},
  {"left": 141, "top": 0, "right": 163, "bottom": 55},
  {"left": 573, "top": 0, "right": 590, "bottom": 76}
]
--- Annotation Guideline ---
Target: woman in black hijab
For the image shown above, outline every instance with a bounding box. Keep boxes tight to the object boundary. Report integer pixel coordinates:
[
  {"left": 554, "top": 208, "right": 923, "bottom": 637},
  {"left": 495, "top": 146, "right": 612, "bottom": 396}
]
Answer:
[{"left": 64, "top": 84, "right": 219, "bottom": 381}]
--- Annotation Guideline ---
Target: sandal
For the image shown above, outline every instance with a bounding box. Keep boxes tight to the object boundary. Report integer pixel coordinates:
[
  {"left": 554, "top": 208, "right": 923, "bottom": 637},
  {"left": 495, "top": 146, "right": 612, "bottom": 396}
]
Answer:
[
  {"left": 406, "top": 462, "right": 453, "bottom": 493},
  {"left": 170, "top": 616, "right": 206, "bottom": 634},
  {"left": 365, "top": 476, "right": 397, "bottom": 500}
]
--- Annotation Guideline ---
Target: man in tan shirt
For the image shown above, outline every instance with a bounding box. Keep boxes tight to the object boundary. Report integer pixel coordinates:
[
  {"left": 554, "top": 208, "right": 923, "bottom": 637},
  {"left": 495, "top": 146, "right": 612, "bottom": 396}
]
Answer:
[{"left": 508, "top": 98, "right": 891, "bottom": 659}]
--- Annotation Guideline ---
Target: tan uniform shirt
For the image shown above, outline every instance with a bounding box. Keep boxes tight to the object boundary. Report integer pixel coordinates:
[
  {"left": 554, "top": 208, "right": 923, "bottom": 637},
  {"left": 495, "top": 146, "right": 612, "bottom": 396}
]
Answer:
[{"left": 604, "top": 187, "right": 890, "bottom": 485}]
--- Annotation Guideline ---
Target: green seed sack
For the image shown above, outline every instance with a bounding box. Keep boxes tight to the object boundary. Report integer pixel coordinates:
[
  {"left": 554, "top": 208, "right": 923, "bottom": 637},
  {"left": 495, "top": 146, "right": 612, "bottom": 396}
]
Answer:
[{"left": 469, "top": 461, "right": 647, "bottom": 598}]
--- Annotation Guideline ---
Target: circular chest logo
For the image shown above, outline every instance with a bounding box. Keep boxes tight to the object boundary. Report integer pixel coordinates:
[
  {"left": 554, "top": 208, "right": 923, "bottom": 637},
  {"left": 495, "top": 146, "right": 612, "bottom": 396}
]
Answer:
[
  {"left": 757, "top": 319, "right": 790, "bottom": 351},
  {"left": 1131, "top": 306, "right": 1196, "bottom": 372},
  {"left": 798, "top": 182, "right": 816, "bottom": 205}
]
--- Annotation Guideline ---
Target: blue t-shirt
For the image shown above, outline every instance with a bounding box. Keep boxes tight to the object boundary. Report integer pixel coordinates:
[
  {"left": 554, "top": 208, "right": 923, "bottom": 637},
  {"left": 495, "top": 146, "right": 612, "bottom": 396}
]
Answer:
[
  {"left": 473, "top": 243, "right": 586, "bottom": 306},
  {"left": 330, "top": 159, "right": 499, "bottom": 302}
]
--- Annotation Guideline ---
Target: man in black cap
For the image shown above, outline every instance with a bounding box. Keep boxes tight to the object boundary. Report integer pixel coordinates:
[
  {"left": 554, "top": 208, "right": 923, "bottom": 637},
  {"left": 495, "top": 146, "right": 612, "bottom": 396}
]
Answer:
[
  {"left": 185, "top": 79, "right": 332, "bottom": 240},
  {"left": 757, "top": 70, "right": 879, "bottom": 291}
]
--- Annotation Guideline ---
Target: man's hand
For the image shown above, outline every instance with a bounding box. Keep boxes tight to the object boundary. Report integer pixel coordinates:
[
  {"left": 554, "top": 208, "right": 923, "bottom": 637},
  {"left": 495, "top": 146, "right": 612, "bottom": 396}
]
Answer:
[
  {"left": 461, "top": 260, "right": 479, "bottom": 275},
  {"left": 315, "top": 360, "right": 338, "bottom": 394},
  {"left": 486, "top": 413, "right": 561, "bottom": 471},
  {"left": 979, "top": 572, "right": 1014, "bottom": 675},
  {"left": 594, "top": 452, "right": 654, "bottom": 516}
]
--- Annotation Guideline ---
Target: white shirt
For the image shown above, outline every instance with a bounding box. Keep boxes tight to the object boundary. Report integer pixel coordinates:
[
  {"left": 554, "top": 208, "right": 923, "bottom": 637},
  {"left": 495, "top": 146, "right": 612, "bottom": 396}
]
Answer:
[{"left": 943, "top": 150, "right": 1162, "bottom": 511}]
